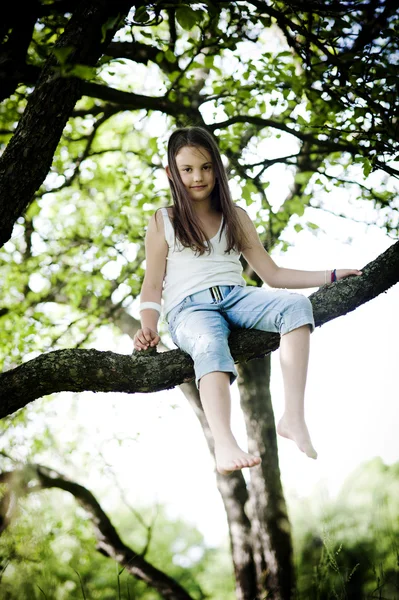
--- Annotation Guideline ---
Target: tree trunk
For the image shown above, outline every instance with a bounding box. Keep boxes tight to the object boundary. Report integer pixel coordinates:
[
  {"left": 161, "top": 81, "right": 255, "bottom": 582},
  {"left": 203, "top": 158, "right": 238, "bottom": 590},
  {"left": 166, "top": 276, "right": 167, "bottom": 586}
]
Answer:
[
  {"left": 0, "top": 0, "right": 133, "bottom": 248},
  {"left": 181, "top": 382, "right": 258, "bottom": 600},
  {"left": 238, "top": 356, "right": 295, "bottom": 600}
]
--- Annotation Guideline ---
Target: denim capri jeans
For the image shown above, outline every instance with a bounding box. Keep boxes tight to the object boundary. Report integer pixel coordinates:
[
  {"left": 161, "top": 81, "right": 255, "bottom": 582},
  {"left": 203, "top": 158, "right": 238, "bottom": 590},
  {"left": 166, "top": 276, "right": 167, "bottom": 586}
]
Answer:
[{"left": 166, "top": 285, "right": 315, "bottom": 389}]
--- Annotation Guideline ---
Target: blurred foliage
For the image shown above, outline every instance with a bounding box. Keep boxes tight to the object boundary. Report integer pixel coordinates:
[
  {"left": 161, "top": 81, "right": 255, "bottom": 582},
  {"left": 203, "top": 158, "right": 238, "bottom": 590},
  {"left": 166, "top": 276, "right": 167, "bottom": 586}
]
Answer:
[
  {"left": 0, "top": 489, "right": 234, "bottom": 599},
  {"left": 0, "top": 457, "right": 397, "bottom": 599},
  {"left": 292, "top": 457, "right": 399, "bottom": 599}
]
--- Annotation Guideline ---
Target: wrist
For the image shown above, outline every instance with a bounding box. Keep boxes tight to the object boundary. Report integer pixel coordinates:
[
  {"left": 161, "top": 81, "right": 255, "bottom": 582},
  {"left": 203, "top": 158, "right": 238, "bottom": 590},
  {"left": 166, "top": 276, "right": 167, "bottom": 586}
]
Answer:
[
  {"left": 141, "top": 320, "right": 159, "bottom": 332},
  {"left": 140, "top": 301, "right": 161, "bottom": 314},
  {"left": 324, "top": 269, "right": 337, "bottom": 284}
]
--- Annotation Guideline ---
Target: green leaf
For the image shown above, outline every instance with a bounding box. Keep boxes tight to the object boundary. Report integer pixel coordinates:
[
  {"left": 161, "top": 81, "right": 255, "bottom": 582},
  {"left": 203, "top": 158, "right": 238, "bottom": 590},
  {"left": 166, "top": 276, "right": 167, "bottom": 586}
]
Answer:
[
  {"left": 25, "top": 201, "right": 40, "bottom": 219},
  {"left": 101, "top": 14, "right": 122, "bottom": 43},
  {"left": 134, "top": 6, "right": 150, "bottom": 23},
  {"left": 362, "top": 157, "right": 372, "bottom": 178},
  {"left": 204, "top": 55, "right": 214, "bottom": 69},
  {"left": 64, "top": 64, "right": 97, "bottom": 80},
  {"left": 165, "top": 49, "right": 177, "bottom": 63},
  {"left": 53, "top": 46, "right": 74, "bottom": 65},
  {"left": 176, "top": 6, "right": 200, "bottom": 30}
]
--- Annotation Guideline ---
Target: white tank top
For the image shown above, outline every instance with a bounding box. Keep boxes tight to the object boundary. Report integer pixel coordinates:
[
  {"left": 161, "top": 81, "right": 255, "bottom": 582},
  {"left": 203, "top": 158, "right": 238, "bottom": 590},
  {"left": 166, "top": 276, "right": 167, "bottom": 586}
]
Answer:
[{"left": 161, "top": 208, "right": 246, "bottom": 317}]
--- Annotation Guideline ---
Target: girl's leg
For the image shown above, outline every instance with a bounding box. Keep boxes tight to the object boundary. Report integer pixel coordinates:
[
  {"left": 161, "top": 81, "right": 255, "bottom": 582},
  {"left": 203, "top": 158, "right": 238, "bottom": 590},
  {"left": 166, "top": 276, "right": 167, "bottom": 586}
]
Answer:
[
  {"left": 276, "top": 325, "right": 317, "bottom": 459},
  {"left": 199, "top": 371, "right": 261, "bottom": 475},
  {"left": 223, "top": 288, "right": 316, "bottom": 459},
  {"left": 170, "top": 303, "right": 261, "bottom": 476}
]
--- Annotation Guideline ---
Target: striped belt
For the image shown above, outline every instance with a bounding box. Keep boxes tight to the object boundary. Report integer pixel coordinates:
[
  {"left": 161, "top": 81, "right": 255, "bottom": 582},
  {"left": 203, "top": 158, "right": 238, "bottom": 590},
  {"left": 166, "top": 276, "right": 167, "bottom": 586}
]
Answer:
[{"left": 188, "top": 285, "right": 235, "bottom": 304}]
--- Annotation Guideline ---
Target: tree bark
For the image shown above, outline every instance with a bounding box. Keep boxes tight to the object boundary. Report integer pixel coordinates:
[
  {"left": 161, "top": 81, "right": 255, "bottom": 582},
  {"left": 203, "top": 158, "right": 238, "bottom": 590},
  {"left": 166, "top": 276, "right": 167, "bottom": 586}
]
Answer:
[
  {"left": 0, "top": 240, "right": 398, "bottom": 418},
  {"left": 181, "top": 382, "right": 258, "bottom": 600},
  {"left": 0, "top": 0, "right": 133, "bottom": 248}
]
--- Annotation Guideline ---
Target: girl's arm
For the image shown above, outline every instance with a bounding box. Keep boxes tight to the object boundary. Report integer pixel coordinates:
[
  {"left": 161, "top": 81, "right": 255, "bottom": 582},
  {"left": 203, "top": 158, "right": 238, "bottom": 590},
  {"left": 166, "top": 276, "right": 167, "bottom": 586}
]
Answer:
[
  {"left": 134, "top": 211, "right": 168, "bottom": 350},
  {"left": 237, "top": 208, "right": 362, "bottom": 289}
]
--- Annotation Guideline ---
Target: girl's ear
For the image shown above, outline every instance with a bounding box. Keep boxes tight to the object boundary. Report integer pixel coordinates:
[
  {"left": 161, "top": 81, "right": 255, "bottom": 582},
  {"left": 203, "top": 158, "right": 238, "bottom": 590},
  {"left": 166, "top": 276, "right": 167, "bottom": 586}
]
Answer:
[{"left": 165, "top": 165, "right": 173, "bottom": 180}]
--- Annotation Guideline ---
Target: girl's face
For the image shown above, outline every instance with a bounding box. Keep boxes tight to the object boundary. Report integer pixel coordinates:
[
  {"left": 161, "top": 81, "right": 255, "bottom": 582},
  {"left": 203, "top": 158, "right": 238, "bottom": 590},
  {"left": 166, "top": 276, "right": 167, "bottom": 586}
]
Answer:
[{"left": 173, "top": 145, "right": 216, "bottom": 203}]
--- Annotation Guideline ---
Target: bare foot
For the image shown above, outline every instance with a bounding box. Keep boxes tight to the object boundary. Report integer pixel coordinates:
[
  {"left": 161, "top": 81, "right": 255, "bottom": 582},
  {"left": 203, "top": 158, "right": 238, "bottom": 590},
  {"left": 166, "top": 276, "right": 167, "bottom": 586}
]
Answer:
[
  {"left": 215, "top": 442, "right": 262, "bottom": 476},
  {"left": 277, "top": 414, "right": 318, "bottom": 459}
]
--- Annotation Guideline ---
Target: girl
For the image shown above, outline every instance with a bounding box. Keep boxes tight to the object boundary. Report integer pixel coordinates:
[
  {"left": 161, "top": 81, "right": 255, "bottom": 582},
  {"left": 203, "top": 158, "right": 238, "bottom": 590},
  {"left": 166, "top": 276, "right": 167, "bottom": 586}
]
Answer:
[{"left": 133, "top": 126, "right": 362, "bottom": 476}]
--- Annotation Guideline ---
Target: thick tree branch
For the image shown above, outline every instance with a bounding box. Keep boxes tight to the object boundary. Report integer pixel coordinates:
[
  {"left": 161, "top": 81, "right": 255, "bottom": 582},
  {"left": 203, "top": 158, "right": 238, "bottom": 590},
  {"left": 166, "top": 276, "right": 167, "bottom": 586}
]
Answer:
[
  {"left": 80, "top": 82, "right": 203, "bottom": 124},
  {"left": 105, "top": 41, "right": 176, "bottom": 73},
  {"left": 0, "top": 465, "right": 195, "bottom": 600},
  {"left": 0, "top": 241, "right": 398, "bottom": 419}
]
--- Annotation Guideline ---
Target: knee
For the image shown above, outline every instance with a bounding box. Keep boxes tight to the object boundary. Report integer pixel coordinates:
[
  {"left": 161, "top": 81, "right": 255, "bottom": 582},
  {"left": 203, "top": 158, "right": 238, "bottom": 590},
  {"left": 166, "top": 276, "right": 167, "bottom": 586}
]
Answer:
[
  {"left": 177, "top": 327, "right": 225, "bottom": 358},
  {"left": 192, "top": 332, "right": 214, "bottom": 356},
  {"left": 279, "top": 293, "right": 314, "bottom": 335},
  {"left": 287, "top": 293, "right": 313, "bottom": 314}
]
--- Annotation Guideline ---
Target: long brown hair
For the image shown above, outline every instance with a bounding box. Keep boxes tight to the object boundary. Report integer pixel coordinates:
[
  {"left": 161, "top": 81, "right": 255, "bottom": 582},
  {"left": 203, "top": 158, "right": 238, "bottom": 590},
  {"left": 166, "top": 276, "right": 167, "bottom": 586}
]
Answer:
[{"left": 165, "top": 126, "right": 249, "bottom": 255}]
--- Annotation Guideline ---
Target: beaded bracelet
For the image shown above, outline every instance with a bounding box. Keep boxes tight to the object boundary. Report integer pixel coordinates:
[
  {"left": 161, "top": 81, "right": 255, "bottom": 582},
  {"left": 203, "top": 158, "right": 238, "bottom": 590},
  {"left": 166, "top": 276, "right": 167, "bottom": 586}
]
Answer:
[{"left": 331, "top": 269, "right": 337, "bottom": 283}]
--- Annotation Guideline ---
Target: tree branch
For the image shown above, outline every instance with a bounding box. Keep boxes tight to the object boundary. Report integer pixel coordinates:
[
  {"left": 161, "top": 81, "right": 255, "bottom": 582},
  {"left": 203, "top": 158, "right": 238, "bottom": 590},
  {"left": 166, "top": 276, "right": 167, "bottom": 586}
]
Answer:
[
  {"left": 105, "top": 40, "right": 176, "bottom": 73},
  {"left": 208, "top": 116, "right": 357, "bottom": 153},
  {"left": 79, "top": 82, "right": 203, "bottom": 124},
  {"left": 0, "top": 241, "right": 398, "bottom": 419}
]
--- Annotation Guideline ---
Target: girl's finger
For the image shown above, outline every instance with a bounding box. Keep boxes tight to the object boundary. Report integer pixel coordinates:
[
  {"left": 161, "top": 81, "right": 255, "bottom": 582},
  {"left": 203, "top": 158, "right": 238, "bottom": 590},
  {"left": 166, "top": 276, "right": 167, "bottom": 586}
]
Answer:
[{"left": 135, "top": 342, "right": 148, "bottom": 351}]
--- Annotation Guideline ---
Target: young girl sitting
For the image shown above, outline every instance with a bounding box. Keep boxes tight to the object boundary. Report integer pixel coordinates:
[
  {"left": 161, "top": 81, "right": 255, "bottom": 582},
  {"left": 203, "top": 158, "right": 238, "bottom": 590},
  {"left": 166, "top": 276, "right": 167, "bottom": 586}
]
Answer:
[{"left": 133, "top": 126, "right": 362, "bottom": 476}]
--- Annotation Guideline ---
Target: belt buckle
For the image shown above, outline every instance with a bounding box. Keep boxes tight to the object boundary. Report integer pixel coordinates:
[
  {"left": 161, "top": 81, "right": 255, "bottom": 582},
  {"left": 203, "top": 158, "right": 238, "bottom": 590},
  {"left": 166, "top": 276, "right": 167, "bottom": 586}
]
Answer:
[{"left": 210, "top": 286, "right": 222, "bottom": 302}]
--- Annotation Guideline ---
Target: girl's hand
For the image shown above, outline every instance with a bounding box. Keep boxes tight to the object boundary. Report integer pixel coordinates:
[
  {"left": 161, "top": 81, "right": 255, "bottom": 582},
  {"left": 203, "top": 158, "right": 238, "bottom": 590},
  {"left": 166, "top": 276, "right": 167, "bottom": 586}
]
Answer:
[
  {"left": 336, "top": 269, "right": 363, "bottom": 281},
  {"left": 133, "top": 327, "right": 160, "bottom": 351}
]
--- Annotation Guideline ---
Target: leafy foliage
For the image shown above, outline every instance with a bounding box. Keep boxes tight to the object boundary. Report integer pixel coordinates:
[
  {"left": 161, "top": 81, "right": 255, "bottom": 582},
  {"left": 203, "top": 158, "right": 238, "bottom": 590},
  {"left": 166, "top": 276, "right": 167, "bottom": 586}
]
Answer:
[
  {"left": 292, "top": 458, "right": 399, "bottom": 599},
  {"left": 0, "top": 491, "right": 234, "bottom": 599}
]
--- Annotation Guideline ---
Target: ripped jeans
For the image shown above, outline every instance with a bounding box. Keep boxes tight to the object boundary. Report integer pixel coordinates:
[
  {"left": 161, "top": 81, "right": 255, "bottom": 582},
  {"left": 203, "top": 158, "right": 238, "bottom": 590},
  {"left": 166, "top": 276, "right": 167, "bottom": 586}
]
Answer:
[{"left": 166, "top": 285, "right": 315, "bottom": 389}]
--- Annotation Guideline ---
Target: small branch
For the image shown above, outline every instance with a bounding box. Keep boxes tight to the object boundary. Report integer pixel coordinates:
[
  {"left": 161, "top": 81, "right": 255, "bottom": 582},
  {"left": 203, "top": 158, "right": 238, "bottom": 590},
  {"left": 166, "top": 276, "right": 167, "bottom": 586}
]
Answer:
[{"left": 208, "top": 116, "right": 357, "bottom": 154}]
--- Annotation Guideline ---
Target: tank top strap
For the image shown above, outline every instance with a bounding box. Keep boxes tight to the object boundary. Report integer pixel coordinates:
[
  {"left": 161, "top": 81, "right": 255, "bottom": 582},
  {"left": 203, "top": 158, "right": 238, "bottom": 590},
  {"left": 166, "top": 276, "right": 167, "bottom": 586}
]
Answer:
[{"left": 160, "top": 207, "right": 175, "bottom": 247}]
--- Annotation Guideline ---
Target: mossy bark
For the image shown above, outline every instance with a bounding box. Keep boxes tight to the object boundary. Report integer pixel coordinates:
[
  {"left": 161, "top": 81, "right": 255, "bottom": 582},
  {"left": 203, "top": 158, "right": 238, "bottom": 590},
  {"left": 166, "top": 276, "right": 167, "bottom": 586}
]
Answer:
[{"left": 238, "top": 356, "right": 294, "bottom": 599}]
